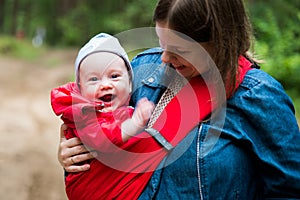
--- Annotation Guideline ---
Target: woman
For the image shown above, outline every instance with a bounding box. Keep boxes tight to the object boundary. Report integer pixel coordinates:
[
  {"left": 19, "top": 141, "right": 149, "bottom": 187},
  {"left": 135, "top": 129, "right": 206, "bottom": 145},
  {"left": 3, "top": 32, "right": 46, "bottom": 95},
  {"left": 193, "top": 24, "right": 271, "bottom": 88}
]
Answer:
[{"left": 58, "top": 0, "right": 300, "bottom": 199}]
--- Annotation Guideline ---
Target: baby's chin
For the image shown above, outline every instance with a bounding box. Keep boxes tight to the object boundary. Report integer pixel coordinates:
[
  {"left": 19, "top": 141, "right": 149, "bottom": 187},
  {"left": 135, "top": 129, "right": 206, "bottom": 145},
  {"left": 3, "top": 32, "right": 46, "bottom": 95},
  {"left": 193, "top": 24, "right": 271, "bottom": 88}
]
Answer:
[
  {"left": 101, "top": 103, "right": 118, "bottom": 113},
  {"left": 101, "top": 108, "right": 112, "bottom": 113}
]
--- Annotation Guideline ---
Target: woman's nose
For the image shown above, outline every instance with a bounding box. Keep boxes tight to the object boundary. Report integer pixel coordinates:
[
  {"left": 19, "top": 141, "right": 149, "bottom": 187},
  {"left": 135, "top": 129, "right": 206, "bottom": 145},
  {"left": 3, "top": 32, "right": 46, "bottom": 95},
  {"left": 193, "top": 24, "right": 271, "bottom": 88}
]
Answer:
[{"left": 161, "top": 50, "right": 174, "bottom": 63}]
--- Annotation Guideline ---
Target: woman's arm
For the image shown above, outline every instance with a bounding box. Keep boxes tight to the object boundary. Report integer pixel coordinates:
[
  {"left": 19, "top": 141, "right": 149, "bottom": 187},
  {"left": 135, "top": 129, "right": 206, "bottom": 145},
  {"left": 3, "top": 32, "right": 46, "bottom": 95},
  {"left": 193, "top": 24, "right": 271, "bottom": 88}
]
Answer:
[
  {"left": 58, "top": 124, "right": 96, "bottom": 173},
  {"left": 235, "top": 69, "right": 300, "bottom": 197}
]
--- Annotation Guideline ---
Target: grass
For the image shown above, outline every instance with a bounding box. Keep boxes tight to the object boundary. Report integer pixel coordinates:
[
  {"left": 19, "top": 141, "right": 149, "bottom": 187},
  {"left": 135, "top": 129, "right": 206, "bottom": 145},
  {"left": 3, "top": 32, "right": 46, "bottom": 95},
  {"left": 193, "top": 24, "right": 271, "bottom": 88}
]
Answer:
[{"left": 0, "top": 35, "right": 46, "bottom": 60}]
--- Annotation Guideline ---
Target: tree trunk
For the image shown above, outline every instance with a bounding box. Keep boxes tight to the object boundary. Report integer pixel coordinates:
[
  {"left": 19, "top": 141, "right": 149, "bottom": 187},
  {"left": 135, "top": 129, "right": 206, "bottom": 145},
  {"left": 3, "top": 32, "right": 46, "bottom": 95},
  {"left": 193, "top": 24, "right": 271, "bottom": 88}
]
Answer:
[{"left": 0, "top": 0, "right": 5, "bottom": 32}]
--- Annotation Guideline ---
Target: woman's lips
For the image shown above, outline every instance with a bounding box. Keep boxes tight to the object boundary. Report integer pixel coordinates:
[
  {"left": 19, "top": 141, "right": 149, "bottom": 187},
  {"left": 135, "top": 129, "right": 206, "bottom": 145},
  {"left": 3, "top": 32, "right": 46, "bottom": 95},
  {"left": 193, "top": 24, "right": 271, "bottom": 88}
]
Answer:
[{"left": 174, "top": 65, "right": 185, "bottom": 71}]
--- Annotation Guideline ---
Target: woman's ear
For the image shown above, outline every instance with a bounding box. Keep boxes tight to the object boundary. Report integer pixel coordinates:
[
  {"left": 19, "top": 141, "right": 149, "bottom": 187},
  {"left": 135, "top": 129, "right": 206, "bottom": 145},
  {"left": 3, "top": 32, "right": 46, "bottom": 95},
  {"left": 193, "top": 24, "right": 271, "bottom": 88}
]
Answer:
[
  {"left": 129, "top": 81, "right": 132, "bottom": 94},
  {"left": 129, "top": 84, "right": 132, "bottom": 94}
]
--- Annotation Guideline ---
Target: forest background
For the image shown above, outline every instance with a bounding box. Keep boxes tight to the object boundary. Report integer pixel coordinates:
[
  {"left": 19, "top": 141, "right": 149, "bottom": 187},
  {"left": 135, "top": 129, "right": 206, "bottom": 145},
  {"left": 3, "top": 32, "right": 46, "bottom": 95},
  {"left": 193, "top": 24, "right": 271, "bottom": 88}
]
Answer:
[
  {"left": 0, "top": 0, "right": 299, "bottom": 117},
  {"left": 0, "top": 0, "right": 299, "bottom": 199}
]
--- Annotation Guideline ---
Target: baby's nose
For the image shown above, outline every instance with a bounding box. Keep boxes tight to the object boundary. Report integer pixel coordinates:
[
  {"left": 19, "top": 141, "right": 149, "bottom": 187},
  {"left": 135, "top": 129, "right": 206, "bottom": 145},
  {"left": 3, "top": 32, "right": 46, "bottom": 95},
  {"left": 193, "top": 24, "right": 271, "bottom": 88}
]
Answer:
[{"left": 98, "top": 79, "right": 112, "bottom": 90}]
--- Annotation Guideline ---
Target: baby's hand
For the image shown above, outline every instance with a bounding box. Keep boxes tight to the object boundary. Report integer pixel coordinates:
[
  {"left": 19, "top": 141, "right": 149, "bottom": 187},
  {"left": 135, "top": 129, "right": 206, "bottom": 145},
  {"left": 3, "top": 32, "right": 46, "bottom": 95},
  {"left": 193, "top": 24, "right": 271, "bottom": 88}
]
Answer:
[
  {"left": 121, "top": 98, "right": 155, "bottom": 141},
  {"left": 132, "top": 98, "right": 155, "bottom": 128}
]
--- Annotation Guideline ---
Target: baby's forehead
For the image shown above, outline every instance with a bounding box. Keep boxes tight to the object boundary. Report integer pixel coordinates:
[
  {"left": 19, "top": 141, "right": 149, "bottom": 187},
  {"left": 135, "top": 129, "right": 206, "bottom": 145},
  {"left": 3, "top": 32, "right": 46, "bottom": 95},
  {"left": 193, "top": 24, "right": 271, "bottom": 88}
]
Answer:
[
  {"left": 84, "top": 52, "right": 125, "bottom": 64},
  {"left": 80, "top": 53, "right": 128, "bottom": 72}
]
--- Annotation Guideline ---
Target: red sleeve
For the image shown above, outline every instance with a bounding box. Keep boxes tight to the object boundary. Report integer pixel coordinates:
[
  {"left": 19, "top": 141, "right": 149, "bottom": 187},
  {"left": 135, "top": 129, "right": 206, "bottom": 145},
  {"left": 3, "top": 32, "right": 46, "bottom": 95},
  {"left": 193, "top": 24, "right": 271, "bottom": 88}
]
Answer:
[
  {"left": 73, "top": 106, "right": 134, "bottom": 152},
  {"left": 50, "top": 82, "right": 93, "bottom": 125}
]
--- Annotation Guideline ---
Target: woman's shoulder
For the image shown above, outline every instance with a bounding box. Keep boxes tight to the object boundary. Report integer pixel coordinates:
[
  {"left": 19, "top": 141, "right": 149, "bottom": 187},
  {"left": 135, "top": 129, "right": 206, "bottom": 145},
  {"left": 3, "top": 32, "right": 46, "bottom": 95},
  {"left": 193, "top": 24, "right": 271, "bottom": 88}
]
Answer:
[
  {"left": 241, "top": 68, "right": 282, "bottom": 89},
  {"left": 228, "top": 68, "right": 296, "bottom": 121},
  {"left": 131, "top": 47, "right": 163, "bottom": 68},
  {"left": 130, "top": 47, "right": 167, "bottom": 87},
  {"left": 134, "top": 47, "right": 163, "bottom": 57},
  {"left": 225, "top": 68, "right": 299, "bottom": 136},
  {"left": 234, "top": 68, "right": 287, "bottom": 99}
]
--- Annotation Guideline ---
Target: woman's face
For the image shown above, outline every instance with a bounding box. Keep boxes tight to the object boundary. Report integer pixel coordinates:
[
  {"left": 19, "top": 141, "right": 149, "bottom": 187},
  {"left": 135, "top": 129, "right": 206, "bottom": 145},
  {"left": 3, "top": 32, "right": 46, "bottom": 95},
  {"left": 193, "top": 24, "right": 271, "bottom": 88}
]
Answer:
[
  {"left": 155, "top": 22, "right": 212, "bottom": 79},
  {"left": 79, "top": 52, "right": 132, "bottom": 112}
]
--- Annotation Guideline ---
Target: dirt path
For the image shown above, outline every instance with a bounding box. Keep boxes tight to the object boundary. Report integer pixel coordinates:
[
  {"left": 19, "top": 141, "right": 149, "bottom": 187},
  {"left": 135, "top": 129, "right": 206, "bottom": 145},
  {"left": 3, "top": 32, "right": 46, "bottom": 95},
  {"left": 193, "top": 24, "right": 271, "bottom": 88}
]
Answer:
[{"left": 0, "top": 49, "right": 77, "bottom": 200}]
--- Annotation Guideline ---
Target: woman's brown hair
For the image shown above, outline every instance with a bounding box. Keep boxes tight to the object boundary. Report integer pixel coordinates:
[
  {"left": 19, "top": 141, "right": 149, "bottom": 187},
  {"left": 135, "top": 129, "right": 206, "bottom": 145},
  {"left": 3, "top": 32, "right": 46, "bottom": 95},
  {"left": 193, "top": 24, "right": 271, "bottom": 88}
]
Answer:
[{"left": 153, "top": 0, "right": 255, "bottom": 96}]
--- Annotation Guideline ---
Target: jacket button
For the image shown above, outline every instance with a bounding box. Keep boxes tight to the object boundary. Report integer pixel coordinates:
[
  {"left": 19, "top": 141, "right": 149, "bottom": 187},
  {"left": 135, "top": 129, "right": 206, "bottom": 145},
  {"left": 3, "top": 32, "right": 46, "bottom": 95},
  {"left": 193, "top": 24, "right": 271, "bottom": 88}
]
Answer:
[{"left": 148, "top": 77, "right": 154, "bottom": 83}]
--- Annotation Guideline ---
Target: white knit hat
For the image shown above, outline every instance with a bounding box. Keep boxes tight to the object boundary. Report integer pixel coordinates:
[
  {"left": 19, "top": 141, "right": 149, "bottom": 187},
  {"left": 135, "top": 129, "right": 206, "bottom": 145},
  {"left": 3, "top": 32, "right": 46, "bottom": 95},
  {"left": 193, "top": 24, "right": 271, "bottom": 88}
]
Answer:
[{"left": 75, "top": 33, "right": 133, "bottom": 84}]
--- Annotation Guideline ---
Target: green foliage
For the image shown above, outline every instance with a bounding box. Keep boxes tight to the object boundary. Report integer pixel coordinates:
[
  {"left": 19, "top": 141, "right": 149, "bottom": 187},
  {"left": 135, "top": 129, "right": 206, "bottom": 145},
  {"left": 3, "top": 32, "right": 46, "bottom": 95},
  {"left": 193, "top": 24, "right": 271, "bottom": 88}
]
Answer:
[
  {"left": 57, "top": 4, "right": 91, "bottom": 46},
  {"left": 249, "top": 2, "right": 300, "bottom": 81},
  {"left": 247, "top": 0, "right": 300, "bottom": 119},
  {"left": 0, "top": 35, "right": 44, "bottom": 60},
  {"left": 50, "top": 1, "right": 157, "bottom": 46},
  {"left": 0, "top": 0, "right": 299, "bottom": 120},
  {"left": 0, "top": 0, "right": 158, "bottom": 46},
  {"left": 103, "top": 0, "right": 157, "bottom": 33}
]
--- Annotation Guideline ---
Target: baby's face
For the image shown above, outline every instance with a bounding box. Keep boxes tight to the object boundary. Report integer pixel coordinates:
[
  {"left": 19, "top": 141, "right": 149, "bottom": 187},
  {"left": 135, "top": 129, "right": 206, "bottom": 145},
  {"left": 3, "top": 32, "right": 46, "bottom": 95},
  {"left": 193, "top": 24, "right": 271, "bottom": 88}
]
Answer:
[{"left": 79, "top": 52, "right": 132, "bottom": 112}]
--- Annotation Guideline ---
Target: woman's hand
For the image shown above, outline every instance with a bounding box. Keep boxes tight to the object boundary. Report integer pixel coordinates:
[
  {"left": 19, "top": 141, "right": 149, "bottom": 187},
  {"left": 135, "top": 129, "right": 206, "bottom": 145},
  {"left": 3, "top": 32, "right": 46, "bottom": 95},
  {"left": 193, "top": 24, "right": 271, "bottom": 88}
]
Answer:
[{"left": 58, "top": 124, "right": 96, "bottom": 173}]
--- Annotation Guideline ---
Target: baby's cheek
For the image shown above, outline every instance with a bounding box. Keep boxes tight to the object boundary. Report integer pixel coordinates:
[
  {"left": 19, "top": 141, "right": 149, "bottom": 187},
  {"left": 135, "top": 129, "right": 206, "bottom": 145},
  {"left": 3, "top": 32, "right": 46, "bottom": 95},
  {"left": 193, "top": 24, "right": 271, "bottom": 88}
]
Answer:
[{"left": 82, "top": 88, "right": 97, "bottom": 101}]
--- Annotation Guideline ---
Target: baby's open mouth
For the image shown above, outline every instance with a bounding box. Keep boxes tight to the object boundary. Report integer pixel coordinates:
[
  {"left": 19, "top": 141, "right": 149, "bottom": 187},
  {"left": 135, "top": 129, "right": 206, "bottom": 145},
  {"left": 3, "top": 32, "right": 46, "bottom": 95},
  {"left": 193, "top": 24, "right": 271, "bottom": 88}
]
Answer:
[{"left": 99, "top": 94, "right": 115, "bottom": 102}]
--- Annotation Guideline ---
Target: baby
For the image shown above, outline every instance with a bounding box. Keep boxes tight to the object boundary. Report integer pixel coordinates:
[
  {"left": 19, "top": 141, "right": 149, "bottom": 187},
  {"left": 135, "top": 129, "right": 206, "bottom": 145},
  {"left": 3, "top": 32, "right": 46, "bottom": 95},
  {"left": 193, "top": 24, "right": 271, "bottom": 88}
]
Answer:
[{"left": 51, "top": 33, "right": 158, "bottom": 199}]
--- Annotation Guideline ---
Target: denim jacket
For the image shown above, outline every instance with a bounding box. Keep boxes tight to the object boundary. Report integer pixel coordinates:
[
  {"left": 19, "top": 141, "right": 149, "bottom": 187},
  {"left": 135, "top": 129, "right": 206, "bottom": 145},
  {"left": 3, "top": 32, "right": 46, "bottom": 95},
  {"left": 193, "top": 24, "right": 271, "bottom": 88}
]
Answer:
[{"left": 130, "top": 48, "right": 300, "bottom": 199}]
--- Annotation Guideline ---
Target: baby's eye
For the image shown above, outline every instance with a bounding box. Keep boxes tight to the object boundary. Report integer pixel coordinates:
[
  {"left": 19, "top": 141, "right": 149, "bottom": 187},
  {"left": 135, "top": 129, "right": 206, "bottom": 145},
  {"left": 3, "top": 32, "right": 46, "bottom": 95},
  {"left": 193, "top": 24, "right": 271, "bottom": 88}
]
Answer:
[
  {"left": 89, "top": 77, "right": 98, "bottom": 81},
  {"left": 111, "top": 73, "right": 121, "bottom": 79}
]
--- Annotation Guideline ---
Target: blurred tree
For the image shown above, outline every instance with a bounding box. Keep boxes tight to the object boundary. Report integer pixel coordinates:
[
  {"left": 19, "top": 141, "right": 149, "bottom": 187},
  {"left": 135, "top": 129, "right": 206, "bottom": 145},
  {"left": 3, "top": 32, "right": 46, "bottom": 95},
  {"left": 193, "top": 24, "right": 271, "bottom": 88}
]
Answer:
[
  {"left": 0, "top": 0, "right": 299, "bottom": 118},
  {"left": 246, "top": 0, "right": 300, "bottom": 118},
  {"left": 0, "top": 0, "right": 5, "bottom": 32},
  {"left": 247, "top": 0, "right": 300, "bottom": 91},
  {"left": 0, "top": 0, "right": 157, "bottom": 46}
]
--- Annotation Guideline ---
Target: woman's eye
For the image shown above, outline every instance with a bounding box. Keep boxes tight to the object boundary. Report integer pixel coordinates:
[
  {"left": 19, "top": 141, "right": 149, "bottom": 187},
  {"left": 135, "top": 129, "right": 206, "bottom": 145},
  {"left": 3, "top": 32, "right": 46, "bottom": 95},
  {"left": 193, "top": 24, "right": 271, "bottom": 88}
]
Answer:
[{"left": 174, "top": 48, "right": 187, "bottom": 54}]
